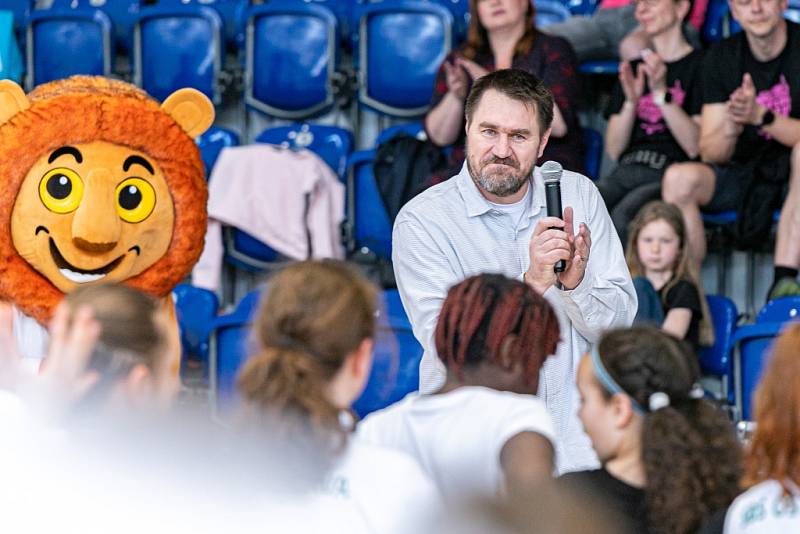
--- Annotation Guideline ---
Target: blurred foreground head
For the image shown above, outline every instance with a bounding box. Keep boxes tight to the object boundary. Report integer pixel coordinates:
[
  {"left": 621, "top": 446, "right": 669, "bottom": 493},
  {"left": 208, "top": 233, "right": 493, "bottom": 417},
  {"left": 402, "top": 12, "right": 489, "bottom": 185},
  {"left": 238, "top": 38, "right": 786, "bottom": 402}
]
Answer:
[
  {"left": 64, "top": 282, "right": 178, "bottom": 411},
  {"left": 237, "top": 260, "right": 377, "bottom": 459}
]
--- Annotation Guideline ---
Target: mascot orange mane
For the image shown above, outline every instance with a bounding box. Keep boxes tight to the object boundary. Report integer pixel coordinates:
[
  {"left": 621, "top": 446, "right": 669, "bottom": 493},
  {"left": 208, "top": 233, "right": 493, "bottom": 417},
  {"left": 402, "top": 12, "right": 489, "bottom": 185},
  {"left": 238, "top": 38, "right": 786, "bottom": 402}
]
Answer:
[{"left": 0, "top": 76, "right": 214, "bottom": 367}]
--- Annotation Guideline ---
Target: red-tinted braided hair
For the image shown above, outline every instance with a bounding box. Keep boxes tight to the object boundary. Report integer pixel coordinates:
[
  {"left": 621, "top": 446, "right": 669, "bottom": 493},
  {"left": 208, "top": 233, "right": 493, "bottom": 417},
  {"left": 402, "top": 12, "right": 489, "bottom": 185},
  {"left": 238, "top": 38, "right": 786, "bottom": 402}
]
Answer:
[{"left": 435, "top": 274, "right": 560, "bottom": 384}]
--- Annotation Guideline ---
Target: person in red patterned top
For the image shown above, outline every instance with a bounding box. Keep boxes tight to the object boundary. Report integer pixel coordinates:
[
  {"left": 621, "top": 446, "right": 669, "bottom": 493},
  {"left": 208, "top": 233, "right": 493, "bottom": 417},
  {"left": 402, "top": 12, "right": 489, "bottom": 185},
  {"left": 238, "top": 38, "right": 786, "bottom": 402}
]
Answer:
[{"left": 424, "top": 0, "right": 583, "bottom": 183}]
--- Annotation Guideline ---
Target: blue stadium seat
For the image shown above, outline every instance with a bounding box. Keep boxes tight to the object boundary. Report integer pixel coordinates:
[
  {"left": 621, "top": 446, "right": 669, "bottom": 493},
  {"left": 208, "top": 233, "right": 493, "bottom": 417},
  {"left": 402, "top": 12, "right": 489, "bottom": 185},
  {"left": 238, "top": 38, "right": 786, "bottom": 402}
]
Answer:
[
  {"left": 196, "top": 125, "right": 240, "bottom": 179},
  {"left": 357, "top": 0, "right": 453, "bottom": 117},
  {"left": 0, "top": 0, "right": 30, "bottom": 33},
  {"left": 582, "top": 127, "right": 602, "bottom": 180},
  {"left": 25, "top": 6, "right": 112, "bottom": 88},
  {"left": 579, "top": 60, "right": 619, "bottom": 75},
  {"left": 432, "top": 0, "right": 468, "bottom": 41},
  {"left": 173, "top": 283, "right": 219, "bottom": 373},
  {"left": 255, "top": 123, "right": 353, "bottom": 180},
  {"left": 245, "top": 2, "right": 339, "bottom": 119},
  {"left": 375, "top": 121, "right": 424, "bottom": 146},
  {"left": 159, "top": 0, "right": 247, "bottom": 48},
  {"left": 133, "top": 5, "right": 223, "bottom": 104},
  {"left": 80, "top": 0, "right": 140, "bottom": 54},
  {"left": 210, "top": 288, "right": 263, "bottom": 412},
  {"left": 0, "top": 9, "right": 22, "bottom": 82},
  {"left": 786, "top": 0, "right": 800, "bottom": 23},
  {"left": 564, "top": 0, "right": 600, "bottom": 16},
  {"left": 348, "top": 149, "right": 393, "bottom": 261},
  {"left": 698, "top": 294, "right": 737, "bottom": 403},
  {"left": 535, "top": 0, "right": 571, "bottom": 26},
  {"left": 353, "top": 288, "right": 422, "bottom": 417},
  {"left": 734, "top": 295, "right": 800, "bottom": 419}
]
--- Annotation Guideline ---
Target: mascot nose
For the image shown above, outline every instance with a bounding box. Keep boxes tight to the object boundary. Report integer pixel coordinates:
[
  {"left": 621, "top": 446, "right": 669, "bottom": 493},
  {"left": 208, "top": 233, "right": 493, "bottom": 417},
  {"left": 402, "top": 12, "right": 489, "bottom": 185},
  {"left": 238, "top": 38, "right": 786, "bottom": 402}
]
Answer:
[{"left": 72, "top": 169, "right": 122, "bottom": 253}]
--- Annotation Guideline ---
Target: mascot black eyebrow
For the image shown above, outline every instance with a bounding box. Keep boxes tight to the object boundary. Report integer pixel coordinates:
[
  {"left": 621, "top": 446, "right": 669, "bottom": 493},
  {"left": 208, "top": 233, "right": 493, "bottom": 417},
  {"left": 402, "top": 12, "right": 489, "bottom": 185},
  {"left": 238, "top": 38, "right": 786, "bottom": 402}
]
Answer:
[{"left": 0, "top": 76, "right": 214, "bottom": 370}]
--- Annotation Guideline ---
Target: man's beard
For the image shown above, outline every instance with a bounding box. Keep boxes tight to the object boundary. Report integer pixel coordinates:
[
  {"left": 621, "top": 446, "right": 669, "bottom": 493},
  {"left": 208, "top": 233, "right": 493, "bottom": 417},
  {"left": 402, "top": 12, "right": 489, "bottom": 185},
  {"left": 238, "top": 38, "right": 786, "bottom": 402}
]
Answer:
[{"left": 466, "top": 149, "right": 534, "bottom": 198}]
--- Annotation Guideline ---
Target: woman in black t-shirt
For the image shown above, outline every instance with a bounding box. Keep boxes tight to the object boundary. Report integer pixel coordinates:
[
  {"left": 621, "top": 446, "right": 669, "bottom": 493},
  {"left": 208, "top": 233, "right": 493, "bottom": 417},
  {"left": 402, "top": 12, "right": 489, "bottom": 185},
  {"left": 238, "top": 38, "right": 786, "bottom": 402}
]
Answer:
[
  {"left": 596, "top": 0, "right": 704, "bottom": 244},
  {"left": 560, "top": 326, "right": 742, "bottom": 534}
]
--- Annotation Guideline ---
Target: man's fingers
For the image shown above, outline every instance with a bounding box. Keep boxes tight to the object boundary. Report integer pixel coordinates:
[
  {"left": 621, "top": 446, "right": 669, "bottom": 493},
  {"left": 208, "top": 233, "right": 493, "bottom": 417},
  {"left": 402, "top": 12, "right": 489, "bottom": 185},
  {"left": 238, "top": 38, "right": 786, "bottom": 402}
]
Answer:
[
  {"left": 563, "top": 207, "right": 575, "bottom": 237},
  {"left": 534, "top": 217, "right": 566, "bottom": 235}
]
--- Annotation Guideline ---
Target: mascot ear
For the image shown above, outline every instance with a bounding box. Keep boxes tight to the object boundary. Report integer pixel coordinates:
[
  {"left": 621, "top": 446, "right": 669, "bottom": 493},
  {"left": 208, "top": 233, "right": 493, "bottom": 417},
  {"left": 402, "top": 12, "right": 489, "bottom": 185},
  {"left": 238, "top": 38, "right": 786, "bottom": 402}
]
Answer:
[
  {"left": 161, "top": 88, "right": 215, "bottom": 138},
  {"left": 0, "top": 80, "right": 30, "bottom": 125}
]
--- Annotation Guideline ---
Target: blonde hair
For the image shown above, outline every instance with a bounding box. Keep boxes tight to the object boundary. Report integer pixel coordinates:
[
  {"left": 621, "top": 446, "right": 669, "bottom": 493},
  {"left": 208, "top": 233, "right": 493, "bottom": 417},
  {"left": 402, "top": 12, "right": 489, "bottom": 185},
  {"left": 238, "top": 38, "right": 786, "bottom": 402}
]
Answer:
[{"left": 626, "top": 201, "right": 714, "bottom": 347}]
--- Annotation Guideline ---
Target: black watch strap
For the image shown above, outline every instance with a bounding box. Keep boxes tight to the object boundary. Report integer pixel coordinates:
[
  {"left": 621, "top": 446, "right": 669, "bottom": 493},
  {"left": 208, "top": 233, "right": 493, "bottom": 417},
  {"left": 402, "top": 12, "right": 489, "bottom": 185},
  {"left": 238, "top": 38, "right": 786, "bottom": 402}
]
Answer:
[{"left": 760, "top": 109, "right": 775, "bottom": 127}]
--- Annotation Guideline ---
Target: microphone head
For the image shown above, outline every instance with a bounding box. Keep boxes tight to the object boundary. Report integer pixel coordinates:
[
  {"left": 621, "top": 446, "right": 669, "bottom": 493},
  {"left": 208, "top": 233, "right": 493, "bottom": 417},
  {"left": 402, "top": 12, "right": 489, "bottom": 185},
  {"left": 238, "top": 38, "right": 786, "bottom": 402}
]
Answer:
[{"left": 540, "top": 160, "right": 563, "bottom": 184}]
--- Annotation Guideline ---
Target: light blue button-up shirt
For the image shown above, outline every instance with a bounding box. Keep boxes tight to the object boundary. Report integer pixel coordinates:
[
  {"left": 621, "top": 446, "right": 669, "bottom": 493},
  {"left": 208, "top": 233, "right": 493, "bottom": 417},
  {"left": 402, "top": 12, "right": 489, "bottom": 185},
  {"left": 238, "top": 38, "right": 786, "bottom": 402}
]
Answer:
[{"left": 392, "top": 164, "right": 637, "bottom": 472}]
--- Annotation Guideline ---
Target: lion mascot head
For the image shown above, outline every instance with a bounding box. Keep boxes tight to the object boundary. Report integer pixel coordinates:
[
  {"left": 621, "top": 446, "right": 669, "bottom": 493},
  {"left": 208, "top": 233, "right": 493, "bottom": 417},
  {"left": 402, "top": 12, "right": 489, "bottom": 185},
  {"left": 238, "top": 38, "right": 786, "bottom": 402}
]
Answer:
[{"left": 0, "top": 76, "right": 214, "bottom": 325}]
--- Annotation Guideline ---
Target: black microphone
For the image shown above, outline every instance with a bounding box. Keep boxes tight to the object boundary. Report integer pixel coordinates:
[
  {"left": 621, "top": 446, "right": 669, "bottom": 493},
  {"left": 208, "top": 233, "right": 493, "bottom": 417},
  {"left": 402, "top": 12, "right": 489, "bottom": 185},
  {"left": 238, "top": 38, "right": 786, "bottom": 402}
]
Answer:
[{"left": 541, "top": 161, "right": 565, "bottom": 273}]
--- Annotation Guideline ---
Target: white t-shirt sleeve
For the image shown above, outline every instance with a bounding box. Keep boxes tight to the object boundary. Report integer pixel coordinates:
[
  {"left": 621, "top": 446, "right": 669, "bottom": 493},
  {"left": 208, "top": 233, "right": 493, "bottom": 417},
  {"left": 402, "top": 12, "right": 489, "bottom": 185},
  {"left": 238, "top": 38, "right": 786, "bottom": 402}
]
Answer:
[{"left": 493, "top": 395, "right": 557, "bottom": 449}]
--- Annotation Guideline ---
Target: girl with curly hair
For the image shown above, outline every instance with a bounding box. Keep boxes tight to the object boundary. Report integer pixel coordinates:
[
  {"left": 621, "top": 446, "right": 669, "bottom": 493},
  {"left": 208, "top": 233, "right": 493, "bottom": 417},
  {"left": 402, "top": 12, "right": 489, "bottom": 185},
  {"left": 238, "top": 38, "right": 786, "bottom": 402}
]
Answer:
[
  {"left": 724, "top": 324, "right": 800, "bottom": 533},
  {"left": 560, "top": 326, "right": 741, "bottom": 534}
]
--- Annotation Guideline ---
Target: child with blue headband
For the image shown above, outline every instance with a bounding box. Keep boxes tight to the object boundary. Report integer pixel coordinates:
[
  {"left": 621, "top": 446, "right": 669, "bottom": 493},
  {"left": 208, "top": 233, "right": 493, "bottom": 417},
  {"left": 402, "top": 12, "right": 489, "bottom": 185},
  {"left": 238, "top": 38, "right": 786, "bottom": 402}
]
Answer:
[{"left": 559, "top": 326, "right": 741, "bottom": 534}]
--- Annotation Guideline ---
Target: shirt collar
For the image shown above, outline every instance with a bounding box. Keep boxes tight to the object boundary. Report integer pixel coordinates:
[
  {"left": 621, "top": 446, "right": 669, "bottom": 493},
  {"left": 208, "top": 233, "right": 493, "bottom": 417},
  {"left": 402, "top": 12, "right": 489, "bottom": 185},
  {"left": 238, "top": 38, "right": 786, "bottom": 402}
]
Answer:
[{"left": 456, "top": 162, "right": 546, "bottom": 219}]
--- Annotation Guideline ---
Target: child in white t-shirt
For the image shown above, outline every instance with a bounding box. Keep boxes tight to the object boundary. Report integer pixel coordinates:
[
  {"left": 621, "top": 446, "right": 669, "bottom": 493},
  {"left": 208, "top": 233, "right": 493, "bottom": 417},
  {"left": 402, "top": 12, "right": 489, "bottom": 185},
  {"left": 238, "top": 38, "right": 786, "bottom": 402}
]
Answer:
[
  {"left": 237, "top": 261, "right": 439, "bottom": 533},
  {"left": 358, "top": 273, "right": 560, "bottom": 502},
  {"left": 724, "top": 324, "right": 800, "bottom": 534}
]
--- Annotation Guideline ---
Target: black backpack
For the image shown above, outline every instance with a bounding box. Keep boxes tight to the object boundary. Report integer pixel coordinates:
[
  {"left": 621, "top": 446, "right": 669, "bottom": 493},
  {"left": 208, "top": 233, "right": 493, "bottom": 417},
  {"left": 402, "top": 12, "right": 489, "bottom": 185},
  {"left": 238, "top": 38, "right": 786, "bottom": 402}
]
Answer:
[{"left": 373, "top": 133, "right": 447, "bottom": 225}]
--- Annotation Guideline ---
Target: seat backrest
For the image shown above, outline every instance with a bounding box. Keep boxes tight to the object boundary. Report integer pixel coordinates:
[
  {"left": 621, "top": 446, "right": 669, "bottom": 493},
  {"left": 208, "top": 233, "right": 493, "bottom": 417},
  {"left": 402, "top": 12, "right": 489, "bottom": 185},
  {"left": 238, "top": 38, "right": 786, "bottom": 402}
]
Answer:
[
  {"left": 134, "top": 5, "right": 223, "bottom": 104},
  {"left": 196, "top": 125, "right": 240, "bottom": 178},
  {"left": 27, "top": 8, "right": 112, "bottom": 88},
  {"left": 739, "top": 330, "right": 776, "bottom": 420},
  {"left": 582, "top": 127, "right": 602, "bottom": 181},
  {"left": 76, "top": 0, "right": 139, "bottom": 53},
  {"left": 245, "top": 2, "right": 338, "bottom": 119},
  {"left": 172, "top": 283, "right": 219, "bottom": 366},
  {"left": 534, "top": 0, "right": 571, "bottom": 26},
  {"left": 352, "top": 288, "right": 422, "bottom": 417},
  {"left": 756, "top": 295, "right": 800, "bottom": 323},
  {"left": 698, "top": 294, "right": 738, "bottom": 377},
  {"left": 350, "top": 149, "right": 393, "bottom": 260},
  {"left": 0, "top": 0, "right": 31, "bottom": 31},
  {"left": 375, "top": 121, "right": 424, "bottom": 147},
  {"left": 564, "top": 0, "right": 600, "bottom": 16},
  {"left": 786, "top": 0, "right": 800, "bottom": 22},
  {"left": 255, "top": 123, "right": 353, "bottom": 180},
  {"left": 358, "top": 0, "right": 453, "bottom": 117}
]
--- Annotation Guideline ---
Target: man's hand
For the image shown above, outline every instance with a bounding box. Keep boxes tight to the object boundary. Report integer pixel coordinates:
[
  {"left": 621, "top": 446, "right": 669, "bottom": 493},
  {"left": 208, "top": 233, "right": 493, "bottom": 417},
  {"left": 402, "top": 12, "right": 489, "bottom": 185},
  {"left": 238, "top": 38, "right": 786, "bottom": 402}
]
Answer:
[
  {"left": 525, "top": 217, "right": 572, "bottom": 295},
  {"left": 558, "top": 207, "right": 591, "bottom": 290},
  {"left": 728, "top": 73, "right": 765, "bottom": 126}
]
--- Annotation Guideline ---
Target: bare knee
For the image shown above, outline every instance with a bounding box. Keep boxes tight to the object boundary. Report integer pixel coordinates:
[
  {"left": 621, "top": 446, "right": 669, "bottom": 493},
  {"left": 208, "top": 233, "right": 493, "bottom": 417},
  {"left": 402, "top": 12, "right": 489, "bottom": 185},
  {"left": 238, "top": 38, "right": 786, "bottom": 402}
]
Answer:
[{"left": 662, "top": 163, "right": 706, "bottom": 206}]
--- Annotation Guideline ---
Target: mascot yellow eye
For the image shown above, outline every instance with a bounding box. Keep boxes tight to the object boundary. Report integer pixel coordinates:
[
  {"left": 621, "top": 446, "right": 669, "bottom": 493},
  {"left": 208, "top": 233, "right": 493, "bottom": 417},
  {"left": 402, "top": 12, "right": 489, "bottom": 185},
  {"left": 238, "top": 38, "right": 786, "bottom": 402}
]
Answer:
[
  {"left": 39, "top": 168, "right": 84, "bottom": 214},
  {"left": 115, "top": 177, "right": 156, "bottom": 223}
]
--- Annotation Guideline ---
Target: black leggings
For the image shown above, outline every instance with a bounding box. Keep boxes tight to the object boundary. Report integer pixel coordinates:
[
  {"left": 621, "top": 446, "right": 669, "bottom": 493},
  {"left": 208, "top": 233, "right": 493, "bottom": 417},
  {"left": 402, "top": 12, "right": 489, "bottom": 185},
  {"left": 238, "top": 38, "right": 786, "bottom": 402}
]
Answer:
[{"left": 595, "top": 163, "right": 664, "bottom": 247}]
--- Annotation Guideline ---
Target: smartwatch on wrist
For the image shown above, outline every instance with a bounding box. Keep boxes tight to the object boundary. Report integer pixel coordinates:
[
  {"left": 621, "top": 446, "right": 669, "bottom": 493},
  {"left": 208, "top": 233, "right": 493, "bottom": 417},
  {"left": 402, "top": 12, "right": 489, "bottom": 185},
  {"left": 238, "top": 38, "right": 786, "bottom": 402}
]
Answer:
[
  {"left": 759, "top": 109, "right": 775, "bottom": 128},
  {"left": 652, "top": 91, "right": 672, "bottom": 106}
]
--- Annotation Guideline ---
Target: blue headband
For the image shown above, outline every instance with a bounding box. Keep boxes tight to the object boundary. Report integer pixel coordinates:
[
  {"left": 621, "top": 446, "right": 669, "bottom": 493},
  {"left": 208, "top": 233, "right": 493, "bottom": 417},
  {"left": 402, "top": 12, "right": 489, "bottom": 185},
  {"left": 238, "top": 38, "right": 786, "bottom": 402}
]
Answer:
[{"left": 589, "top": 346, "right": 646, "bottom": 415}]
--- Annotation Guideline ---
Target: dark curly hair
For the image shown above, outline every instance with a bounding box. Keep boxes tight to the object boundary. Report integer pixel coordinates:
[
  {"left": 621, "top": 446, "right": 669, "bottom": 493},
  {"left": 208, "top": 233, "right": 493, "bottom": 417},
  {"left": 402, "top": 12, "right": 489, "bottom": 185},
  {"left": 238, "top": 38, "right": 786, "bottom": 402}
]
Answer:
[
  {"left": 435, "top": 273, "right": 560, "bottom": 388},
  {"left": 597, "top": 326, "right": 742, "bottom": 534}
]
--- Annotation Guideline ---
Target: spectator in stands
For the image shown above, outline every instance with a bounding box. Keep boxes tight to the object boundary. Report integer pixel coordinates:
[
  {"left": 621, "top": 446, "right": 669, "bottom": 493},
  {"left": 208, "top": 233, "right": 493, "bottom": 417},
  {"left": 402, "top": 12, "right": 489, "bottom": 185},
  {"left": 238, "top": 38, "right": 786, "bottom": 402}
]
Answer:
[
  {"left": 661, "top": 1, "right": 800, "bottom": 300},
  {"left": 627, "top": 202, "right": 713, "bottom": 353},
  {"left": 561, "top": 326, "right": 741, "bottom": 534},
  {"left": 541, "top": 0, "right": 706, "bottom": 62},
  {"left": 724, "top": 324, "right": 800, "bottom": 533},
  {"left": 424, "top": 0, "right": 584, "bottom": 180},
  {"left": 237, "top": 260, "right": 439, "bottom": 530},
  {"left": 358, "top": 274, "right": 559, "bottom": 501},
  {"left": 393, "top": 69, "right": 636, "bottom": 473},
  {"left": 596, "top": 0, "right": 704, "bottom": 244}
]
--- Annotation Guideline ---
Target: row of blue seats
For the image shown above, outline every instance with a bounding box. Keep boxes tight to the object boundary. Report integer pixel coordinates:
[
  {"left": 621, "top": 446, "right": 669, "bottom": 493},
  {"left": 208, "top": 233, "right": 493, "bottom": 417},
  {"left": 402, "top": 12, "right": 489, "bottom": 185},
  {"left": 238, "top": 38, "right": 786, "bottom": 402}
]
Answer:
[
  {"left": 20, "top": 0, "right": 800, "bottom": 119},
  {"left": 171, "top": 282, "right": 800, "bottom": 421},
  {"left": 173, "top": 283, "right": 423, "bottom": 418},
  {"left": 196, "top": 121, "right": 603, "bottom": 271}
]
